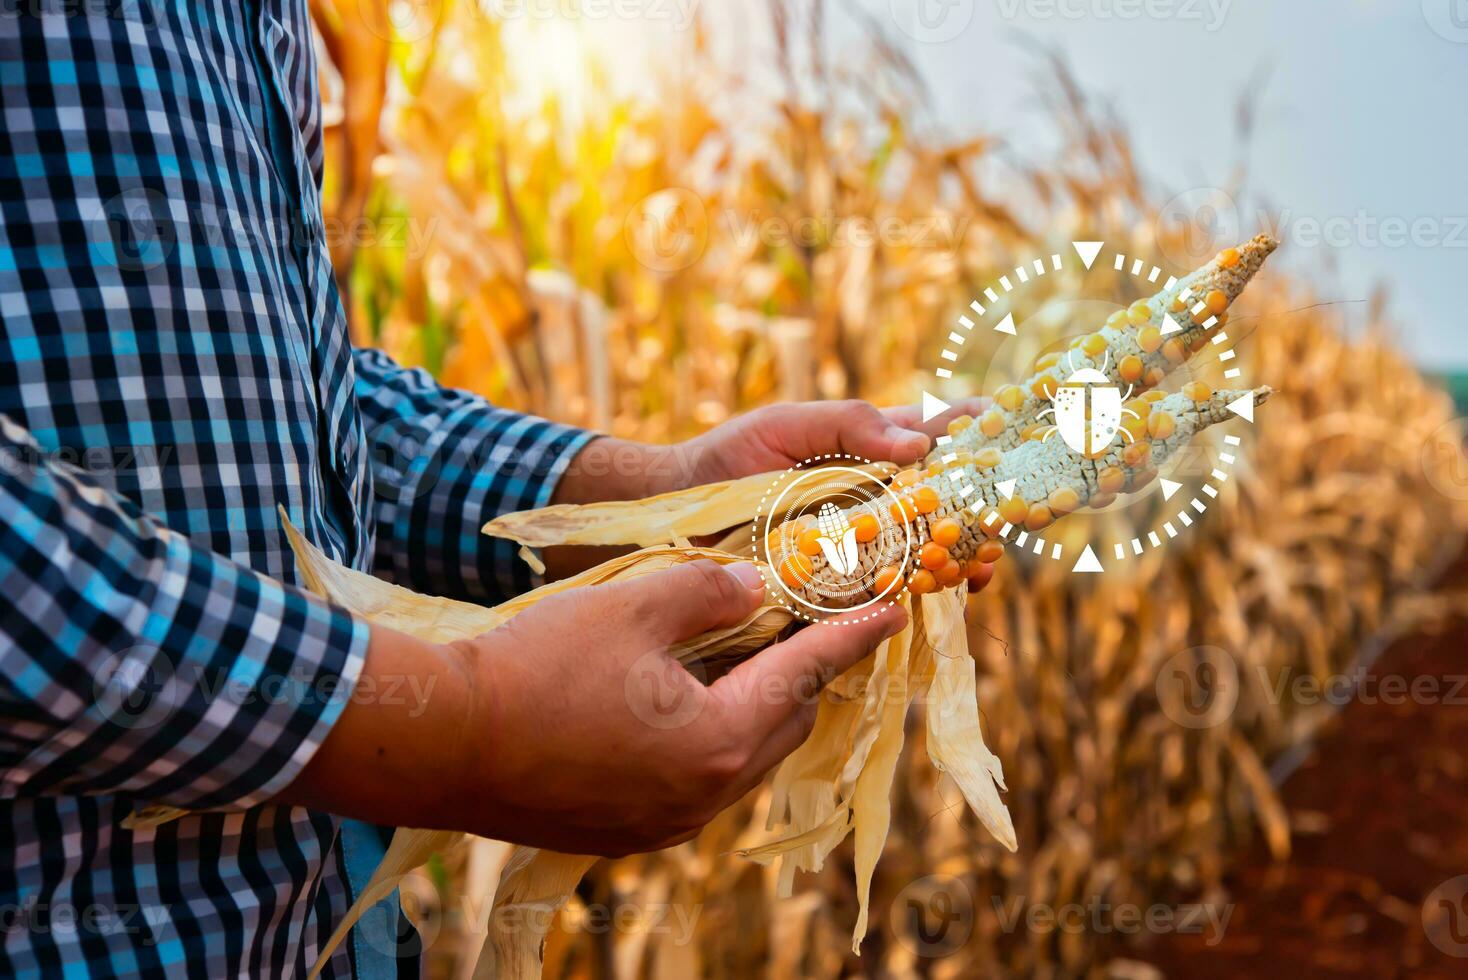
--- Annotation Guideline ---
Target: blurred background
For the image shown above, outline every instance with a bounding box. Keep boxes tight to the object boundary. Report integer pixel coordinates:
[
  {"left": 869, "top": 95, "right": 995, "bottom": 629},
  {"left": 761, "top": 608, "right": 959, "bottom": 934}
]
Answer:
[{"left": 309, "top": 0, "right": 1468, "bottom": 975}]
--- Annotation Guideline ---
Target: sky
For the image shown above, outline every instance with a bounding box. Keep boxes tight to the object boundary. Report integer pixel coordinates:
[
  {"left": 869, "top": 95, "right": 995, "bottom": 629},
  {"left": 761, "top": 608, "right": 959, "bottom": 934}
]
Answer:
[
  {"left": 501, "top": 0, "right": 1467, "bottom": 367},
  {"left": 869, "top": 0, "right": 1468, "bottom": 368}
]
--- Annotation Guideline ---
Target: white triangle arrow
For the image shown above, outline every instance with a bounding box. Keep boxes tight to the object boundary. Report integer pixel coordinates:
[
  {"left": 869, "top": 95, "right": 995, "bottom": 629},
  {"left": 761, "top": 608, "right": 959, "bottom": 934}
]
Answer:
[
  {"left": 1072, "top": 241, "right": 1104, "bottom": 270},
  {"left": 994, "top": 478, "right": 1017, "bottom": 499},
  {"left": 1072, "top": 544, "right": 1103, "bottom": 573},
  {"left": 921, "top": 391, "right": 951, "bottom": 423},
  {"left": 1161, "top": 312, "right": 1185, "bottom": 336},
  {"left": 1159, "top": 478, "right": 1183, "bottom": 501},
  {"left": 993, "top": 312, "right": 1017, "bottom": 335},
  {"left": 1226, "top": 391, "right": 1255, "bottom": 422}
]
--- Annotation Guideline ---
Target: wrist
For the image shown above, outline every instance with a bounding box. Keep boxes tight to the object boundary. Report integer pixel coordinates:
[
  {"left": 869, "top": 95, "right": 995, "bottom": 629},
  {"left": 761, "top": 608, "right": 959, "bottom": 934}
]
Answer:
[{"left": 553, "top": 437, "right": 691, "bottom": 504}]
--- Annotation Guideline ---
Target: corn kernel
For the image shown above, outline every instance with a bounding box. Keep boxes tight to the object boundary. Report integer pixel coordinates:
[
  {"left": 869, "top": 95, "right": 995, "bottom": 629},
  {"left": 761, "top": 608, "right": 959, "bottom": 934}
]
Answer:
[
  {"left": 977, "top": 507, "right": 1003, "bottom": 536},
  {"left": 894, "top": 468, "right": 923, "bottom": 487},
  {"left": 1121, "top": 414, "right": 1148, "bottom": 440},
  {"left": 1218, "top": 246, "right": 1240, "bottom": 268},
  {"left": 779, "top": 552, "right": 814, "bottom": 587},
  {"left": 1127, "top": 300, "right": 1151, "bottom": 325},
  {"left": 1087, "top": 491, "right": 1117, "bottom": 509},
  {"left": 1147, "top": 411, "right": 1176, "bottom": 440},
  {"left": 852, "top": 512, "right": 879, "bottom": 544},
  {"left": 1137, "top": 325, "right": 1162, "bottom": 354},
  {"left": 980, "top": 410, "right": 1006, "bottom": 438},
  {"left": 1182, "top": 380, "right": 1213, "bottom": 402},
  {"left": 1081, "top": 332, "right": 1108, "bottom": 357},
  {"left": 1122, "top": 441, "right": 1152, "bottom": 468},
  {"left": 1031, "top": 375, "right": 1056, "bottom": 400},
  {"left": 1141, "top": 389, "right": 1168, "bottom": 403},
  {"left": 1048, "top": 487, "right": 1080, "bottom": 514},
  {"left": 975, "top": 539, "right": 1005, "bottom": 564},
  {"left": 930, "top": 517, "right": 962, "bottom": 548},
  {"left": 935, "top": 558, "right": 965, "bottom": 586},
  {"left": 995, "top": 384, "right": 1025, "bottom": 411},
  {"left": 1106, "top": 310, "right": 1130, "bottom": 330},
  {"left": 966, "top": 561, "right": 995, "bottom": 592},
  {"left": 1161, "top": 338, "right": 1186, "bottom": 363},
  {"left": 1119, "top": 355, "right": 1144, "bottom": 383},
  {"left": 797, "top": 527, "right": 822, "bottom": 556},
  {"left": 999, "top": 495, "right": 1029, "bottom": 525},
  {"left": 872, "top": 566, "right": 903, "bottom": 597},
  {"left": 1025, "top": 503, "right": 1054, "bottom": 531},
  {"left": 913, "top": 485, "right": 940, "bottom": 514},
  {"left": 946, "top": 414, "right": 973, "bottom": 438},
  {"left": 890, "top": 496, "right": 917, "bottom": 523},
  {"left": 908, "top": 568, "right": 937, "bottom": 595},
  {"left": 1035, "top": 352, "right": 1060, "bottom": 370},
  {"left": 920, "top": 541, "right": 950, "bottom": 570},
  {"left": 1097, "top": 466, "right": 1126, "bottom": 494},
  {"left": 1144, "top": 367, "right": 1165, "bottom": 386},
  {"left": 973, "top": 447, "right": 1002, "bottom": 469},
  {"left": 1205, "top": 289, "right": 1228, "bottom": 315}
]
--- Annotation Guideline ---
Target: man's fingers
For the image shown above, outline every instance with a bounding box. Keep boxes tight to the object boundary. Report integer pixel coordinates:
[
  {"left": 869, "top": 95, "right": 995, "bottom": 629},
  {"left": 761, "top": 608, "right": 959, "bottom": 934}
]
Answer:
[
  {"left": 711, "top": 602, "right": 908, "bottom": 742},
  {"left": 602, "top": 558, "right": 768, "bottom": 645},
  {"left": 881, "top": 397, "right": 993, "bottom": 440}
]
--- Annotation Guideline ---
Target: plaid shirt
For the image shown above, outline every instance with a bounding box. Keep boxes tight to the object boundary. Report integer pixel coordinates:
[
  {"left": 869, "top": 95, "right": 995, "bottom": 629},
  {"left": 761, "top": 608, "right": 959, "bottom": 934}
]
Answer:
[{"left": 0, "top": 3, "right": 591, "bottom": 977}]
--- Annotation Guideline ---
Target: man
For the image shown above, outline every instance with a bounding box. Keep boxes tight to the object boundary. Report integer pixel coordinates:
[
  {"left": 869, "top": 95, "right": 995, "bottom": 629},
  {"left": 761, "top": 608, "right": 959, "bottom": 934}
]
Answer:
[{"left": 0, "top": 4, "right": 972, "bottom": 977}]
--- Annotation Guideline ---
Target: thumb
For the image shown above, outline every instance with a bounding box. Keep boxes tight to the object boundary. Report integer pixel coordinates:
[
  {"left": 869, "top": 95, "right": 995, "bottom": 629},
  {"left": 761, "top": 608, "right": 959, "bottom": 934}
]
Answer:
[
  {"left": 604, "top": 559, "right": 769, "bottom": 646},
  {"left": 713, "top": 602, "right": 908, "bottom": 741}
]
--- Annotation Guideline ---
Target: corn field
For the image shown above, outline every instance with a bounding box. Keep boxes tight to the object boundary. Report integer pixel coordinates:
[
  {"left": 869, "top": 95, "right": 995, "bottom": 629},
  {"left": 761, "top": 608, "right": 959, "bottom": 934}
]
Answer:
[{"left": 307, "top": 1, "right": 1468, "bottom": 976}]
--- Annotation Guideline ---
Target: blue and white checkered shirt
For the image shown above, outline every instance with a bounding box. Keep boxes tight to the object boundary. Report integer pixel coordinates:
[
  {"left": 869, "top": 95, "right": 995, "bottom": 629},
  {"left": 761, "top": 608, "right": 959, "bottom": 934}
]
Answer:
[{"left": 0, "top": 3, "right": 592, "bottom": 976}]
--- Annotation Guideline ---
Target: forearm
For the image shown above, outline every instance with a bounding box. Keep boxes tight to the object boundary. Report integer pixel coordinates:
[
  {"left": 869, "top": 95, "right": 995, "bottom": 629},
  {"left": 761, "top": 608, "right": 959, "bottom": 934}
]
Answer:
[
  {"left": 278, "top": 625, "right": 488, "bottom": 832},
  {"left": 549, "top": 436, "right": 692, "bottom": 505},
  {"left": 542, "top": 437, "right": 695, "bottom": 580}
]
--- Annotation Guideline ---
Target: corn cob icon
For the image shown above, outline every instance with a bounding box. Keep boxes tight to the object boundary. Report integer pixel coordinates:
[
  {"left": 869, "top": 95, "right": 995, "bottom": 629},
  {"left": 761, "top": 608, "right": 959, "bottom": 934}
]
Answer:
[{"left": 811, "top": 501, "right": 862, "bottom": 577}]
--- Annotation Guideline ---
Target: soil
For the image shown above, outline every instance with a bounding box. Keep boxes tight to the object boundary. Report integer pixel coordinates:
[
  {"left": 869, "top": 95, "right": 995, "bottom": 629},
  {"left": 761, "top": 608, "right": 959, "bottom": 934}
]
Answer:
[{"left": 1127, "top": 557, "right": 1468, "bottom": 979}]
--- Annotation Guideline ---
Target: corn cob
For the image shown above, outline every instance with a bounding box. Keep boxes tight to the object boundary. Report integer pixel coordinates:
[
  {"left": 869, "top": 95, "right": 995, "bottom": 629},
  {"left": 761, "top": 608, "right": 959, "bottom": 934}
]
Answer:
[
  {"left": 768, "top": 385, "right": 1271, "bottom": 607},
  {"left": 958, "top": 235, "right": 1276, "bottom": 453}
]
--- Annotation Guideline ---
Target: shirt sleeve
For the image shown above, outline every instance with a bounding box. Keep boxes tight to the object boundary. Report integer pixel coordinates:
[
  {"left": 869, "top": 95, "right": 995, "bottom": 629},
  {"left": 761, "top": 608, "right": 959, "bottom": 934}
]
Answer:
[
  {"left": 0, "top": 416, "right": 369, "bottom": 810},
  {"left": 352, "top": 348, "right": 596, "bottom": 604}
]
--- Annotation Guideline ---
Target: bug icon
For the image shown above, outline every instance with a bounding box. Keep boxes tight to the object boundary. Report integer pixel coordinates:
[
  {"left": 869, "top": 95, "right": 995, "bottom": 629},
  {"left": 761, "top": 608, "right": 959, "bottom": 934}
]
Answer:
[{"left": 1036, "top": 349, "right": 1142, "bottom": 456}]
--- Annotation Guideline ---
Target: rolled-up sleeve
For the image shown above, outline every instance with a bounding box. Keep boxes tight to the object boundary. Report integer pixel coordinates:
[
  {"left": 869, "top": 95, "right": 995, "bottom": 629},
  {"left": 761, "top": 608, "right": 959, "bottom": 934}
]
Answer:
[
  {"left": 0, "top": 416, "right": 369, "bottom": 809},
  {"left": 353, "top": 348, "right": 595, "bottom": 604}
]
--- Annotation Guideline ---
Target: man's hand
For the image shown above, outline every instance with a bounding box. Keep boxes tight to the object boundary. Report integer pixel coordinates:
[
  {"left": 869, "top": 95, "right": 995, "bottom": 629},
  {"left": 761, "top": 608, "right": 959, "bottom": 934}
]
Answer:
[
  {"left": 554, "top": 397, "right": 992, "bottom": 503},
  {"left": 282, "top": 560, "right": 906, "bottom": 857}
]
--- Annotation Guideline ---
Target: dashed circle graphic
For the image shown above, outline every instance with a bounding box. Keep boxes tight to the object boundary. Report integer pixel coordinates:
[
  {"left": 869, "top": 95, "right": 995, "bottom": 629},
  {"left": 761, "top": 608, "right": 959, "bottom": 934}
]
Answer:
[
  {"left": 753, "top": 454, "right": 922, "bottom": 624},
  {"left": 929, "top": 242, "right": 1258, "bottom": 574}
]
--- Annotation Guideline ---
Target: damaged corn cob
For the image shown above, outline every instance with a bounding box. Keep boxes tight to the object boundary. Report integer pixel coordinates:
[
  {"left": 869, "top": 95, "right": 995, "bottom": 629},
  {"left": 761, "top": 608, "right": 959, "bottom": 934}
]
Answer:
[
  {"left": 767, "top": 384, "right": 1269, "bottom": 608},
  {"left": 964, "top": 235, "right": 1276, "bottom": 453},
  {"left": 280, "top": 237, "right": 1280, "bottom": 979}
]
